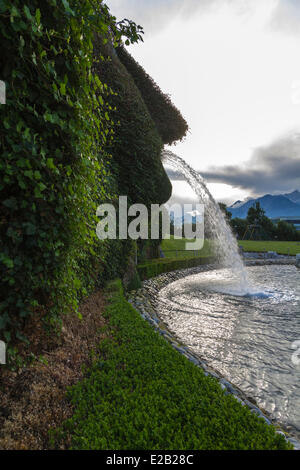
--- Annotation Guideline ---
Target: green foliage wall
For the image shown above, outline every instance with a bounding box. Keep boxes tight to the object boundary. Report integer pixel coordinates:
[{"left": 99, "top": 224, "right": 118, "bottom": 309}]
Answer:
[
  {"left": 0, "top": 0, "right": 182, "bottom": 354},
  {"left": 94, "top": 40, "right": 174, "bottom": 267},
  {"left": 0, "top": 0, "right": 141, "bottom": 347},
  {"left": 95, "top": 40, "right": 172, "bottom": 208},
  {"left": 117, "top": 46, "right": 188, "bottom": 146}
]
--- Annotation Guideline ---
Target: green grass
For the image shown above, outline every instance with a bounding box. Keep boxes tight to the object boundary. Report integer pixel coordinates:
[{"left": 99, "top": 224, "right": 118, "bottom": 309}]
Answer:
[
  {"left": 162, "top": 236, "right": 300, "bottom": 257},
  {"left": 161, "top": 237, "right": 214, "bottom": 259},
  {"left": 52, "top": 280, "right": 291, "bottom": 450},
  {"left": 238, "top": 240, "right": 300, "bottom": 255}
]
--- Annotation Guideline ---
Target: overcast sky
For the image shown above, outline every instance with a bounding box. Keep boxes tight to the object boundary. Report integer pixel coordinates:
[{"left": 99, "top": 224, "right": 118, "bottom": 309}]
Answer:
[{"left": 106, "top": 0, "right": 300, "bottom": 205}]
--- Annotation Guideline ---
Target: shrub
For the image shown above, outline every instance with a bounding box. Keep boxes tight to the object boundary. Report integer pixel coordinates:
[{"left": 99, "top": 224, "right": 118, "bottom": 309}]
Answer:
[
  {"left": 94, "top": 40, "right": 172, "bottom": 208},
  {"left": 137, "top": 256, "right": 216, "bottom": 280},
  {"left": 117, "top": 46, "right": 189, "bottom": 145},
  {"left": 93, "top": 38, "right": 174, "bottom": 270}
]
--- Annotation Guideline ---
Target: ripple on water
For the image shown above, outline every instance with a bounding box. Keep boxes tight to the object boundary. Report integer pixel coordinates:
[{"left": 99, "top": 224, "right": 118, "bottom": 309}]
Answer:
[{"left": 157, "top": 265, "right": 300, "bottom": 433}]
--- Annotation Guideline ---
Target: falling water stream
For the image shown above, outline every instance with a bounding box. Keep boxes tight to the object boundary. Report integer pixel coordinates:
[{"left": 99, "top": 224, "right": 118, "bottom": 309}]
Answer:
[
  {"left": 163, "top": 150, "right": 251, "bottom": 293},
  {"left": 161, "top": 150, "right": 300, "bottom": 435}
]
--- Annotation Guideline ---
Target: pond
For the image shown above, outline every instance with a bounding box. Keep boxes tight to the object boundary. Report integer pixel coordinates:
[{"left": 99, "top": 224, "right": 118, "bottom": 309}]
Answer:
[{"left": 157, "top": 265, "right": 300, "bottom": 433}]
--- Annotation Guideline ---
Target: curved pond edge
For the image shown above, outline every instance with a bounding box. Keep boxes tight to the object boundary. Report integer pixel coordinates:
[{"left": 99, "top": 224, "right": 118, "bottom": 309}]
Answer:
[{"left": 128, "top": 259, "right": 300, "bottom": 450}]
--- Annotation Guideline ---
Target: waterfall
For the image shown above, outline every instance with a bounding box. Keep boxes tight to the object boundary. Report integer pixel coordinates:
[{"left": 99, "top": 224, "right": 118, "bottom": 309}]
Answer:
[{"left": 162, "top": 150, "right": 250, "bottom": 293}]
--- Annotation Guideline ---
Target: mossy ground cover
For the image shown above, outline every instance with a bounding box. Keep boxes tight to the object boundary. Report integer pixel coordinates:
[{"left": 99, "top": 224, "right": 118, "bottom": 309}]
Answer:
[
  {"left": 53, "top": 280, "right": 291, "bottom": 450},
  {"left": 238, "top": 240, "right": 300, "bottom": 255}
]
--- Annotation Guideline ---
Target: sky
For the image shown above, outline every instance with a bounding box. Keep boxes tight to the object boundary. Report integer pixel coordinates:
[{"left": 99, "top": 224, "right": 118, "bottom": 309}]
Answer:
[{"left": 106, "top": 0, "right": 300, "bottom": 205}]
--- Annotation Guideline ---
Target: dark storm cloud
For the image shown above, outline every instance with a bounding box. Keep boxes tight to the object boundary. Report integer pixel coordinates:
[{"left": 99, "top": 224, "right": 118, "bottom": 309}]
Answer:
[
  {"left": 165, "top": 168, "right": 185, "bottom": 181},
  {"left": 167, "top": 133, "right": 300, "bottom": 195},
  {"left": 165, "top": 194, "right": 197, "bottom": 206}
]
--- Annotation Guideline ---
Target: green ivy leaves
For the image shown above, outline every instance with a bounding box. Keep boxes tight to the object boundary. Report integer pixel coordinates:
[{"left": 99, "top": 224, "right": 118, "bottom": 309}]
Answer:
[{"left": 0, "top": 0, "right": 143, "bottom": 360}]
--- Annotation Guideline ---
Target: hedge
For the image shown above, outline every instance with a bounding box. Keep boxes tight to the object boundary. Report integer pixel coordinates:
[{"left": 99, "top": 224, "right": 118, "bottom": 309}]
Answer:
[
  {"left": 95, "top": 39, "right": 172, "bottom": 208},
  {"left": 93, "top": 38, "right": 174, "bottom": 268},
  {"left": 117, "top": 46, "right": 188, "bottom": 145},
  {"left": 137, "top": 256, "right": 216, "bottom": 281}
]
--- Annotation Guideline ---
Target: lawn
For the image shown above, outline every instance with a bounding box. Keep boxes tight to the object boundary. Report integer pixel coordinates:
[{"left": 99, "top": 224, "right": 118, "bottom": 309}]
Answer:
[
  {"left": 51, "top": 280, "right": 291, "bottom": 450},
  {"left": 161, "top": 237, "right": 300, "bottom": 258},
  {"left": 238, "top": 240, "right": 300, "bottom": 256},
  {"left": 161, "top": 237, "right": 214, "bottom": 259}
]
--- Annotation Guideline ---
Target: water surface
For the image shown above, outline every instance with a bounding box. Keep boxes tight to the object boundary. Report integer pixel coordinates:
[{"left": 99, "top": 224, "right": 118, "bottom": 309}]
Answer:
[{"left": 157, "top": 265, "right": 300, "bottom": 432}]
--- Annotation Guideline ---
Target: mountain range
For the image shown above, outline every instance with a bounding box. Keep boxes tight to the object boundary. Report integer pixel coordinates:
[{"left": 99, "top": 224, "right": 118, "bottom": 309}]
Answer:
[
  {"left": 227, "top": 190, "right": 300, "bottom": 219},
  {"left": 170, "top": 210, "right": 203, "bottom": 227}
]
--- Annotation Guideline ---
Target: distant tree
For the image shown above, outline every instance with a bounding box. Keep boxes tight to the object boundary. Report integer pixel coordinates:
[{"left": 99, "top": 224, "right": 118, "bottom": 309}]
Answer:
[
  {"left": 230, "top": 217, "right": 248, "bottom": 239},
  {"left": 259, "top": 215, "right": 276, "bottom": 240},
  {"left": 219, "top": 203, "right": 232, "bottom": 222},
  {"left": 169, "top": 217, "right": 175, "bottom": 236},
  {"left": 247, "top": 202, "right": 265, "bottom": 225},
  {"left": 230, "top": 202, "right": 300, "bottom": 241},
  {"left": 276, "top": 220, "right": 300, "bottom": 241},
  {"left": 244, "top": 202, "right": 275, "bottom": 239}
]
